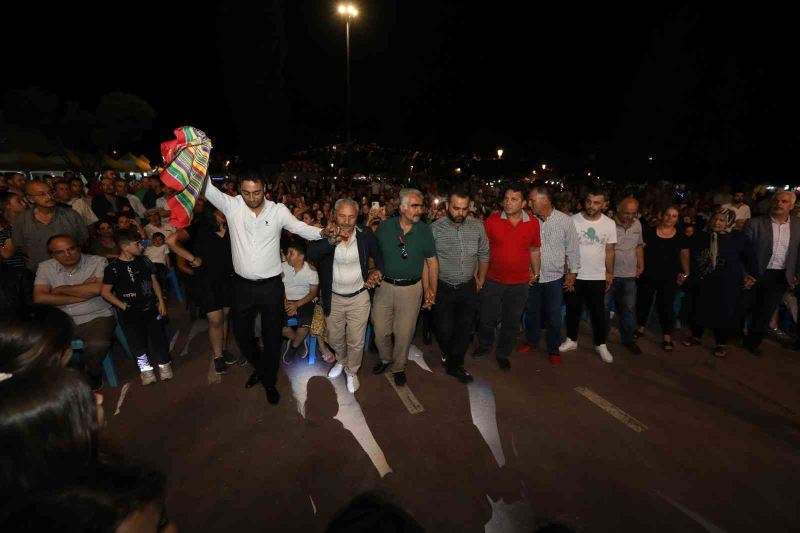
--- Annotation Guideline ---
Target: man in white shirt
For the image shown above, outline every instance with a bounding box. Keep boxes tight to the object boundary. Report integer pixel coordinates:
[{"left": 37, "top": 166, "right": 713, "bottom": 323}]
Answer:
[
  {"left": 722, "top": 189, "right": 752, "bottom": 230},
  {"left": 559, "top": 188, "right": 617, "bottom": 363},
  {"left": 68, "top": 177, "right": 99, "bottom": 227},
  {"left": 204, "top": 176, "right": 334, "bottom": 405},
  {"left": 280, "top": 241, "right": 319, "bottom": 361},
  {"left": 307, "top": 199, "right": 384, "bottom": 393},
  {"left": 144, "top": 210, "right": 177, "bottom": 239}
]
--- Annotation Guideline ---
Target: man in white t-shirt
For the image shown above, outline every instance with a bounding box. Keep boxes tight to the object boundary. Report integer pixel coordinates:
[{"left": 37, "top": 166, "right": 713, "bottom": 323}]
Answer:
[
  {"left": 559, "top": 188, "right": 617, "bottom": 363},
  {"left": 144, "top": 210, "right": 177, "bottom": 240},
  {"left": 722, "top": 189, "right": 752, "bottom": 230},
  {"left": 281, "top": 240, "right": 319, "bottom": 360}
]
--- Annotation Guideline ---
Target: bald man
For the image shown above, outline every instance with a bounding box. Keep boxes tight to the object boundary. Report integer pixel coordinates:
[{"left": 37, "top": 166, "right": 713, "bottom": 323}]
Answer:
[
  {"left": 611, "top": 197, "right": 644, "bottom": 354},
  {"left": 742, "top": 191, "right": 800, "bottom": 355}
]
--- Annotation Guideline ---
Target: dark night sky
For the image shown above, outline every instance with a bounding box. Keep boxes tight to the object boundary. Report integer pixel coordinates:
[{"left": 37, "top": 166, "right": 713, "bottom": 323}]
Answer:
[{"left": 6, "top": 2, "right": 798, "bottom": 180}]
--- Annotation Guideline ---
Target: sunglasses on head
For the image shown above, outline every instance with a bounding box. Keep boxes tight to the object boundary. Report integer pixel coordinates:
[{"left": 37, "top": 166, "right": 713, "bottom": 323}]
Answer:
[{"left": 398, "top": 236, "right": 408, "bottom": 259}]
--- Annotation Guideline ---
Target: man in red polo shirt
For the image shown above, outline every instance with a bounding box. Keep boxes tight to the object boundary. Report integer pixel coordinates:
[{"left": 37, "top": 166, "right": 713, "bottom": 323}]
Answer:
[{"left": 476, "top": 184, "right": 541, "bottom": 370}]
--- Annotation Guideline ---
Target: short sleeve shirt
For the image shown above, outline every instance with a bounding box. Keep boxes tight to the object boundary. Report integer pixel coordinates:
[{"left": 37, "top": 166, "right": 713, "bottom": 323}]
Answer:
[
  {"left": 572, "top": 213, "right": 617, "bottom": 280},
  {"left": 614, "top": 219, "right": 644, "bottom": 278},
  {"left": 282, "top": 261, "right": 319, "bottom": 301},
  {"left": 375, "top": 218, "right": 436, "bottom": 280},
  {"left": 103, "top": 256, "right": 157, "bottom": 312},
  {"left": 34, "top": 255, "right": 113, "bottom": 325}
]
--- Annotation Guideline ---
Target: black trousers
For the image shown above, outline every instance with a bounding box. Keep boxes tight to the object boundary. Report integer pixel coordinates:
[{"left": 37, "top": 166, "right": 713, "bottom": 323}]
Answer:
[
  {"left": 118, "top": 310, "right": 170, "bottom": 367},
  {"left": 73, "top": 316, "right": 116, "bottom": 378},
  {"left": 565, "top": 279, "right": 607, "bottom": 346},
  {"left": 690, "top": 325, "right": 732, "bottom": 345},
  {"left": 232, "top": 275, "right": 285, "bottom": 387},
  {"left": 433, "top": 279, "right": 479, "bottom": 370},
  {"left": 744, "top": 269, "right": 788, "bottom": 349},
  {"left": 636, "top": 276, "right": 678, "bottom": 335}
]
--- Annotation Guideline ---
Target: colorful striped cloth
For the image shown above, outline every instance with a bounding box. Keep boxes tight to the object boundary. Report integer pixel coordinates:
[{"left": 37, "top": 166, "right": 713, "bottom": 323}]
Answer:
[{"left": 158, "top": 126, "right": 213, "bottom": 228}]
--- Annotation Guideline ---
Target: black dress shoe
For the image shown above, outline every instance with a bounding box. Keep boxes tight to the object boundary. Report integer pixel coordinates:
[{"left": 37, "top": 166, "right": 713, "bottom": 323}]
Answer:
[
  {"left": 496, "top": 358, "right": 511, "bottom": 370},
  {"left": 373, "top": 361, "right": 390, "bottom": 375},
  {"left": 265, "top": 385, "right": 280, "bottom": 405},
  {"left": 446, "top": 367, "right": 474, "bottom": 383},
  {"left": 393, "top": 371, "right": 407, "bottom": 386},
  {"left": 245, "top": 371, "right": 261, "bottom": 388}
]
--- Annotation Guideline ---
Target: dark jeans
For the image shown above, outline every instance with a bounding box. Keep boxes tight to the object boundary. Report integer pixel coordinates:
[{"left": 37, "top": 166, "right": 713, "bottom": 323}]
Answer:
[
  {"left": 524, "top": 277, "right": 564, "bottom": 354},
  {"left": 478, "top": 279, "right": 528, "bottom": 360},
  {"left": 73, "top": 316, "right": 116, "bottom": 378},
  {"left": 118, "top": 310, "right": 170, "bottom": 368},
  {"left": 607, "top": 277, "right": 637, "bottom": 344},
  {"left": 434, "top": 279, "right": 479, "bottom": 370},
  {"left": 744, "top": 269, "right": 788, "bottom": 349},
  {"left": 565, "top": 279, "right": 607, "bottom": 346},
  {"left": 232, "top": 275, "right": 285, "bottom": 387},
  {"left": 637, "top": 276, "right": 678, "bottom": 336}
]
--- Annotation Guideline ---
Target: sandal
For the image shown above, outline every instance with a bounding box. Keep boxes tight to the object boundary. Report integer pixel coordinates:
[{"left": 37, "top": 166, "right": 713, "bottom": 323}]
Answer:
[
  {"left": 662, "top": 340, "right": 674, "bottom": 351},
  {"left": 714, "top": 345, "right": 727, "bottom": 358},
  {"left": 681, "top": 337, "right": 701, "bottom": 347}
]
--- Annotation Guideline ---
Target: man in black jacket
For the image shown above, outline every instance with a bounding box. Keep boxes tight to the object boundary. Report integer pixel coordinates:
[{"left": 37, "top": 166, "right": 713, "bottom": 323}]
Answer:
[
  {"left": 91, "top": 171, "right": 133, "bottom": 223},
  {"left": 307, "top": 198, "right": 384, "bottom": 394}
]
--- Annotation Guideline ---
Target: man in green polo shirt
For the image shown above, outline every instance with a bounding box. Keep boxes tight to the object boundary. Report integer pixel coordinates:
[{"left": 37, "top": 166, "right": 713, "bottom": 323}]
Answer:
[{"left": 373, "top": 188, "right": 438, "bottom": 386}]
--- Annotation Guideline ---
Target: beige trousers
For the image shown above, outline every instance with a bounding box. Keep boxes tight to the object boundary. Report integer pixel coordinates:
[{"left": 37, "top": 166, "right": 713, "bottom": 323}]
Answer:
[
  {"left": 326, "top": 291, "right": 371, "bottom": 375},
  {"left": 371, "top": 281, "right": 424, "bottom": 373}
]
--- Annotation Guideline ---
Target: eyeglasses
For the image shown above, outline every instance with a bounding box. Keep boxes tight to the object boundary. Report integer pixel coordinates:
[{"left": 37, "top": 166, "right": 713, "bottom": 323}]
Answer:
[
  {"left": 28, "top": 190, "right": 54, "bottom": 198},
  {"left": 398, "top": 235, "right": 408, "bottom": 259}
]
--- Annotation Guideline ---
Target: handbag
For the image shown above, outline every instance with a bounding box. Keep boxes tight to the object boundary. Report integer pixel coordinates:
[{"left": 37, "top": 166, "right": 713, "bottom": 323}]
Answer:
[{"left": 310, "top": 302, "right": 326, "bottom": 337}]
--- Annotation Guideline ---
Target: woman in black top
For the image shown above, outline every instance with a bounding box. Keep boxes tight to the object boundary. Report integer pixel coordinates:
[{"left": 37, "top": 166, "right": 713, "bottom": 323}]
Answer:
[
  {"left": 635, "top": 206, "right": 691, "bottom": 350},
  {"left": 167, "top": 207, "right": 234, "bottom": 374}
]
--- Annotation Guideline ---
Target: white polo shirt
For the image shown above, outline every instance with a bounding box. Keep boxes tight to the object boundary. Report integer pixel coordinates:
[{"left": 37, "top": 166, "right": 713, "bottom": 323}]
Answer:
[
  {"left": 281, "top": 261, "right": 319, "bottom": 300},
  {"left": 332, "top": 232, "right": 364, "bottom": 295},
  {"left": 205, "top": 183, "right": 324, "bottom": 279}
]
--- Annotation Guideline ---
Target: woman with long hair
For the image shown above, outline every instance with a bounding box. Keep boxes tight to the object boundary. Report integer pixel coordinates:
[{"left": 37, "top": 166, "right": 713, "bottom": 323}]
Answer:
[
  {"left": 635, "top": 206, "right": 691, "bottom": 350},
  {"left": 0, "top": 305, "right": 75, "bottom": 374}
]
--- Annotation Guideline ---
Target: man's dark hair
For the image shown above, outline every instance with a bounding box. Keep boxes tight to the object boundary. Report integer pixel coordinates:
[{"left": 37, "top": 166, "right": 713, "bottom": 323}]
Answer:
[
  {"left": 46, "top": 233, "right": 76, "bottom": 250},
  {"left": 585, "top": 186, "right": 607, "bottom": 201},
  {"left": 151, "top": 232, "right": 165, "bottom": 241},
  {"left": 326, "top": 492, "right": 423, "bottom": 533},
  {"left": 114, "top": 229, "right": 140, "bottom": 246},
  {"left": 502, "top": 182, "right": 525, "bottom": 198},
  {"left": 448, "top": 190, "right": 470, "bottom": 203},
  {"left": 68, "top": 177, "right": 84, "bottom": 187},
  {"left": 287, "top": 240, "right": 307, "bottom": 257},
  {"left": 240, "top": 176, "right": 265, "bottom": 187}
]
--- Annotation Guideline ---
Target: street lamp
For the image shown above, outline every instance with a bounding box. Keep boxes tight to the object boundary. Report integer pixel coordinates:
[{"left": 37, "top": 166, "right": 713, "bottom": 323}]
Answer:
[
  {"left": 497, "top": 148, "right": 504, "bottom": 159},
  {"left": 337, "top": 4, "right": 359, "bottom": 165}
]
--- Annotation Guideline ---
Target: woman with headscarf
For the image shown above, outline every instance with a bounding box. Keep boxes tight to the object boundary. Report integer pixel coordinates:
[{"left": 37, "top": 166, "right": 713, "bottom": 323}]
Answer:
[{"left": 682, "top": 210, "right": 757, "bottom": 357}]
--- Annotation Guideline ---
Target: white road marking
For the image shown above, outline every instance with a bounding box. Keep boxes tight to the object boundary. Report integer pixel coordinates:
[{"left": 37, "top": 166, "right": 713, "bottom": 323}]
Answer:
[
  {"left": 385, "top": 373, "right": 425, "bottom": 414},
  {"left": 468, "top": 379, "right": 506, "bottom": 467},
  {"left": 655, "top": 491, "right": 728, "bottom": 533},
  {"left": 114, "top": 383, "right": 131, "bottom": 416},
  {"left": 309, "top": 495, "right": 317, "bottom": 516},
  {"left": 169, "top": 330, "right": 181, "bottom": 353},
  {"left": 574, "top": 386, "right": 648, "bottom": 433}
]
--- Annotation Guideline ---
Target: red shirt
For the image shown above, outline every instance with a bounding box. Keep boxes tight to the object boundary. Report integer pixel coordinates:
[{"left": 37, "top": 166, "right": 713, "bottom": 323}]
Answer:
[{"left": 485, "top": 210, "right": 541, "bottom": 284}]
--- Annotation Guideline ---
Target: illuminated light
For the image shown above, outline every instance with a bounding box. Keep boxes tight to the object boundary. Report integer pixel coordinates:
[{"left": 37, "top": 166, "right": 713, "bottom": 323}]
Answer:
[
  {"left": 785, "top": 185, "right": 791, "bottom": 190},
  {"left": 338, "top": 5, "right": 346, "bottom": 14},
  {"left": 434, "top": 199, "right": 439, "bottom": 205},
  {"left": 542, "top": 164, "right": 547, "bottom": 170},
  {"left": 533, "top": 170, "right": 537, "bottom": 175},
  {"left": 588, "top": 172, "right": 591, "bottom": 176},
  {"left": 648, "top": 156, "right": 654, "bottom": 161},
  {"left": 497, "top": 148, "right": 504, "bottom": 158},
  {"left": 455, "top": 167, "right": 462, "bottom": 173},
  {"left": 331, "top": 163, "right": 334, "bottom": 167}
]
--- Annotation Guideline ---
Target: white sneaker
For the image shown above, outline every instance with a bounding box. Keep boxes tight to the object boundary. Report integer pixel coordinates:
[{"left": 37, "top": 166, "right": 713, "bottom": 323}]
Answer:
[
  {"left": 559, "top": 338, "right": 578, "bottom": 353},
  {"left": 328, "top": 363, "right": 344, "bottom": 379},
  {"left": 158, "top": 363, "right": 173, "bottom": 381},
  {"left": 140, "top": 369, "right": 157, "bottom": 385},
  {"left": 595, "top": 344, "right": 614, "bottom": 363},
  {"left": 346, "top": 373, "right": 360, "bottom": 393}
]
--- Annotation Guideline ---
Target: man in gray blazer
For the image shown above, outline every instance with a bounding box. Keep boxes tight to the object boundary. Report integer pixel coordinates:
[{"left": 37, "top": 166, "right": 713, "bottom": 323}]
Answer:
[{"left": 742, "top": 191, "right": 800, "bottom": 354}]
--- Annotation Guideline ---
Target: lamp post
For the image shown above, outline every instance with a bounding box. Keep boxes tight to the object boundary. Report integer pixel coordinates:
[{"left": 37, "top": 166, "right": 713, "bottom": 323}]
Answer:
[{"left": 337, "top": 4, "right": 359, "bottom": 166}]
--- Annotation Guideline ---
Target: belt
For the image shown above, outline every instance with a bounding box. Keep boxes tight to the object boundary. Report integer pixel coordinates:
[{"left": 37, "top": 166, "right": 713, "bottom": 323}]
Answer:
[
  {"left": 333, "top": 287, "right": 368, "bottom": 298},
  {"left": 383, "top": 277, "right": 421, "bottom": 287},
  {"left": 234, "top": 273, "right": 281, "bottom": 284},
  {"left": 438, "top": 279, "right": 474, "bottom": 290}
]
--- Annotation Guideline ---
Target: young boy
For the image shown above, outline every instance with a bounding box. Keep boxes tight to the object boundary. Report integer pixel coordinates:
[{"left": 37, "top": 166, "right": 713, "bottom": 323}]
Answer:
[
  {"left": 281, "top": 241, "right": 319, "bottom": 360},
  {"left": 101, "top": 229, "right": 172, "bottom": 385},
  {"left": 144, "top": 232, "right": 171, "bottom": 294}
]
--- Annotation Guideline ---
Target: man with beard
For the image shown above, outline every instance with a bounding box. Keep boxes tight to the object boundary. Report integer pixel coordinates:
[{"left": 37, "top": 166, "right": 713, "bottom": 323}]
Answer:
[
  {"left": 91, "top": 172, "right": 133, "bottom": 223},
  {"left": 430, "top": 190, "right": 489, "bottom": 382},
  {"left": 308, "top": 198, "right": 384, "bottom": 394},
  {"left": 204, "top": 177, "right": 335, "bottom": 405}
]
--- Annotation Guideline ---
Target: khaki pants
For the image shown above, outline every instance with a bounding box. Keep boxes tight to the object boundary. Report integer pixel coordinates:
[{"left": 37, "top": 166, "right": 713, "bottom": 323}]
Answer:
[
  {"left": 372, "top": 281, "right": 423, "bottom": 373},
  {"left": 326, "top": 291, "right": 372, "bottom": 375}
]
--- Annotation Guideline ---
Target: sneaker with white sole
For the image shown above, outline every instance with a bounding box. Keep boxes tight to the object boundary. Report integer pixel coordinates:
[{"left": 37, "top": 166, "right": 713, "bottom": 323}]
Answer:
[
  {"left": 346, "top": 373, "right": 360, "bottom": 393},
  {"left": 559, "top": 338, "right": 578, "bottom": 353},
  {"left": 140, "top": 369, "right": 157, "bottom": 385},
  {"left": 595, "top": 344, "right": 614, "bottom": 363},
  {"left": 158, "top": 362, "right": 174, "bottom": 381},
  {"left": 328, "top": 363, "right": 344, "bottom": 379}
]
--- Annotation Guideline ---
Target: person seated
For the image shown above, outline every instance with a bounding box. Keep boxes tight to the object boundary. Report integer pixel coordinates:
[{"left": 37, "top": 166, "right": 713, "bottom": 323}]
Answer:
[
  {"left": 33, "top": 235, "right": 115, "bottom": 391},
  {"left": 144, "top": 232, "right": 171, "bottom": 296},
  {"left": 144, "top": 210, "right": 176, "bottom": 240},
  {"left": 281, "top": 240, "right": 319, "bottom": 360}
]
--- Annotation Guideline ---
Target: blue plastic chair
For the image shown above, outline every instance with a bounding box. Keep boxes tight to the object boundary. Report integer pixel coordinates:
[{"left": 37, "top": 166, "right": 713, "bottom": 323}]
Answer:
[{"left": 165, "top": 269, "right": 184, "bottom": 303}]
